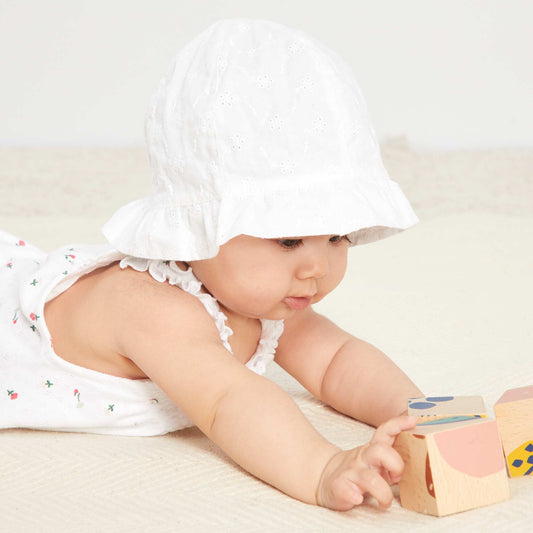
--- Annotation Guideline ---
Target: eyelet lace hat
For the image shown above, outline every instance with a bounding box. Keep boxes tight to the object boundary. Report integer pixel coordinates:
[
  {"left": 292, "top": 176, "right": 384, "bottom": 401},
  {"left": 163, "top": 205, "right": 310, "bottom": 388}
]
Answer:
[{"left": 102, "top": 18, "right": 418, "bottom": 261}]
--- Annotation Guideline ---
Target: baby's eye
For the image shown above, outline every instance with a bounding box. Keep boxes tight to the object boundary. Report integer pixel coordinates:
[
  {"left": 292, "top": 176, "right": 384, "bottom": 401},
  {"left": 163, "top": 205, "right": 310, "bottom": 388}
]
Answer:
[
  {"left": 277, "top": 238, "right": 303, "bottom": 249},
  {"left": 329, "top": 235, "right": 350, "bottom": 244}
]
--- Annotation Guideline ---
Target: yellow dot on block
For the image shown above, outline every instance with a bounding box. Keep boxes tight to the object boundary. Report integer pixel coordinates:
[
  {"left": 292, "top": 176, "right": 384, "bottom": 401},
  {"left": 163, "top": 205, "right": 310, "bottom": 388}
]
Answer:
[{"left": 507, "top": 441, "right": 533, "bottom": 477}]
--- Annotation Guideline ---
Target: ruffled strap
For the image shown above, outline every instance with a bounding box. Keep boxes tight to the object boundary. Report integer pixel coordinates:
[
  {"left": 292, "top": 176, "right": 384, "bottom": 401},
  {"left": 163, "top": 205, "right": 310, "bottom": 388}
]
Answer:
[
  {"left": 119, "top": 257, "right": 284, "bottom": 374},
  {"left": 248, "top": 319, "right": 284, "bottom": 375}
]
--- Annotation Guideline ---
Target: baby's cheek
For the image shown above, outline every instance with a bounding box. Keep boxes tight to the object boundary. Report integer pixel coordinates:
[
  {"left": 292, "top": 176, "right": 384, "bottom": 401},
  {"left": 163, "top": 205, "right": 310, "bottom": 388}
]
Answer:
[
  {"left": 221, "top": 279, "right": 278, "bottom": 315},
  {"left": 328, "top": 258, "right": 348, "bottom": 292},
  {"left": 316, "top": 276, "right": 342, "bottom": 301}
]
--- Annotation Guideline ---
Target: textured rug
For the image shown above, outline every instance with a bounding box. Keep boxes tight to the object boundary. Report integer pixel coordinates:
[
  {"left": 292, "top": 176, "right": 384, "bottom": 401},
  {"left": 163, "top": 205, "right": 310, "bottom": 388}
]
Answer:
[{"left": 1, "top": 140, "right": 532, "bottom": 531}]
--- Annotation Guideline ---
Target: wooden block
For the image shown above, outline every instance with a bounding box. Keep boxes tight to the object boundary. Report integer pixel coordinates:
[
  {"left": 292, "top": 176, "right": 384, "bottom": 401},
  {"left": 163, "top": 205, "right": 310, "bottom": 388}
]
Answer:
[
  {"left": 394, "top": 417, "right": 509, "bottom": 516},
  {"left": 408, "top": 395, "right": 486, "bottom": 422},
  {"left": 494, "top": 385, "right": 533, "bottom": 477}
]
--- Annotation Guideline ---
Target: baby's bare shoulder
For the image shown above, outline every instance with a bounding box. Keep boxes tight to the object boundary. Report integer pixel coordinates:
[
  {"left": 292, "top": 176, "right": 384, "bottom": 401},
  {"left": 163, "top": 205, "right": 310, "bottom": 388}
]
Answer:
[{"left": 102, "top": 265, "right": 221, "bottom": 350}]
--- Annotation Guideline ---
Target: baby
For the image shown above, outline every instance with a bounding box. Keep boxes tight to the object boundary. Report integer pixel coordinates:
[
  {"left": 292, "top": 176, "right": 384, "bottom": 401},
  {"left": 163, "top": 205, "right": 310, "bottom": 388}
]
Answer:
[{"left": 1, "top": 19, "right": 422, "bottom": 511}]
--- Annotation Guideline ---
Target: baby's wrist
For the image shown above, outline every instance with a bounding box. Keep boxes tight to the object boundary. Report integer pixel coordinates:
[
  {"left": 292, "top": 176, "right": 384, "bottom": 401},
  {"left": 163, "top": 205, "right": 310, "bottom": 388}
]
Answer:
[{"left": 314, "top": 446, "right": 348, "bottom": 507}]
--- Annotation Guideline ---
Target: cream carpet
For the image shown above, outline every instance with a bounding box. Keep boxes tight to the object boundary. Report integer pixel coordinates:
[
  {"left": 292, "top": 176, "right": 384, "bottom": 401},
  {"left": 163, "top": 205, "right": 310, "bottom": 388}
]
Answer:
[{"left": 1, "top": 140, "right": 532, "bottom": 531}]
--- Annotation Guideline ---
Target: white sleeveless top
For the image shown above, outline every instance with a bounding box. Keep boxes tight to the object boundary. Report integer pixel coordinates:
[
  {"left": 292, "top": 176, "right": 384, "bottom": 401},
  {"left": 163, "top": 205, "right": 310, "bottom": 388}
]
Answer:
[{"left": 0, "top": 230, "right": 284, "bottom": 436}]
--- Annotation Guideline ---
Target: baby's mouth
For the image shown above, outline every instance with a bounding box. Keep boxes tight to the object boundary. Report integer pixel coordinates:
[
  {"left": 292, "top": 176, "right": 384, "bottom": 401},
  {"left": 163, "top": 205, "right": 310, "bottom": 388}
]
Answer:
[{"left": 283, "top": 296, "right": 312, "bottom": 310}]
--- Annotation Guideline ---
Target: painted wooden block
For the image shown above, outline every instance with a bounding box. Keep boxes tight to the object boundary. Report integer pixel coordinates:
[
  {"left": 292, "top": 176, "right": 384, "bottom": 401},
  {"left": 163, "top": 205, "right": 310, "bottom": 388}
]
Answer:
[
  {"left": 494, "top": 385, "right": 533, "bottom": 477},
  {"left": 407, "top": 395, "right": 486, "bottom": 422},
  {"left": 394, "top": 417, "right": 509, "bottom": 516}
]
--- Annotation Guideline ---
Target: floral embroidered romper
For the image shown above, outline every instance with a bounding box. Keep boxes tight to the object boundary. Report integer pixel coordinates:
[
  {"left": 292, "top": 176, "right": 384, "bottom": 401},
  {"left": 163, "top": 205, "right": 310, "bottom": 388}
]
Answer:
[{"left": 0, "top": 230, "right": 284, "bottom": 436}]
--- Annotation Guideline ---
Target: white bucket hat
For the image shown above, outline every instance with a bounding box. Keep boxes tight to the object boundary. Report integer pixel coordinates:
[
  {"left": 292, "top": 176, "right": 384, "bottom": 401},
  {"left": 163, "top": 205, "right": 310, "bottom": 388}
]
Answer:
[{"left": 102, "top": 18, "right": 418, "bottom": 261}]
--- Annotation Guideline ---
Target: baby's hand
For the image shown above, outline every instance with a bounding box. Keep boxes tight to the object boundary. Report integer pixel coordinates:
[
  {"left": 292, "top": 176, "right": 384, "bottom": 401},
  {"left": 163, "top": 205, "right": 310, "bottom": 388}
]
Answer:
[{"left": 316, "top": 415, "right": 418, "bottom": 511}]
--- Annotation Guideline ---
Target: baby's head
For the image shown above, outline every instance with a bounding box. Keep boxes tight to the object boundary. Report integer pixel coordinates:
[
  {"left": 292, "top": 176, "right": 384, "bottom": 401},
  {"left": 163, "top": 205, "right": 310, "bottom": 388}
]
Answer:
[{"left": 103, "top": 19, "right": 417, "bottom": 265}]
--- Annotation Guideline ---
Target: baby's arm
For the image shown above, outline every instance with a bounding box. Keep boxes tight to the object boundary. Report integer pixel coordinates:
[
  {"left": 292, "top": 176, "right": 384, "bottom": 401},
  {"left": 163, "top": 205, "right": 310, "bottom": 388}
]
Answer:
[
  {"left": 275, "top": 308, "right": 423, "bottom": 427},
  {"left": 111, "top": 272, "right": 413, "bottom": 509}
]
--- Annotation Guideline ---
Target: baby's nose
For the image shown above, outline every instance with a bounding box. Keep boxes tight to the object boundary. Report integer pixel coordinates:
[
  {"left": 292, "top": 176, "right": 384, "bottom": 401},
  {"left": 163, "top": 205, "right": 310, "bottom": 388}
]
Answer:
[{"left": 297, "top": 250, "right": 329, "bottom": 280}]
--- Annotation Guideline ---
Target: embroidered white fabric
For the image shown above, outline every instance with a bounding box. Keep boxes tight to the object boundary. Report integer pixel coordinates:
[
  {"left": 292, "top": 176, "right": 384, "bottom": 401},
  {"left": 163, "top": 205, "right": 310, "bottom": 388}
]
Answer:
[
  {"left": 0, "top": 233, "right": 283, "bottom": 436},
  {"left": 102, "top": 19, "right": 418, "bottom": 261},
  {"left": 119, "top": 256, "right": 284, "bottom": 375}
]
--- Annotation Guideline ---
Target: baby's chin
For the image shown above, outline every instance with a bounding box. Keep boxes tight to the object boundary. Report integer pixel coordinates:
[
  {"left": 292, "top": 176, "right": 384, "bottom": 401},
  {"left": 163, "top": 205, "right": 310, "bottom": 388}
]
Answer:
[{"left": 242, "top": 304, "right": 303, "bottom": 322}]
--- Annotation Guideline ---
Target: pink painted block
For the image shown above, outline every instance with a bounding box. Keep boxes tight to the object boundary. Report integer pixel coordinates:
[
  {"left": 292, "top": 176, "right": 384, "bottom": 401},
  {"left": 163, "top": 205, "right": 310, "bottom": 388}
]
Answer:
[
  {"left": 495, "top": 385, "right": 533, "bottom": 406},
  {"left": 394, "top": 418, "right": 509, "bottom": 516}
]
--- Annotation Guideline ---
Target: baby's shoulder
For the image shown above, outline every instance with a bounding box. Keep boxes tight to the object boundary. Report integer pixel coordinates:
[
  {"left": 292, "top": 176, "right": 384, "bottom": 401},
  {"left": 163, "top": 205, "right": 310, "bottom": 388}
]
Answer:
[
  {"left": 112, "top": 263, "right": 210, "bottom": 309},
  {"left": 107, "top": 265, "right": 228, "bottom": 372},
  {"left": 104, "top": 264, "right": 221, "bottom": 342}
]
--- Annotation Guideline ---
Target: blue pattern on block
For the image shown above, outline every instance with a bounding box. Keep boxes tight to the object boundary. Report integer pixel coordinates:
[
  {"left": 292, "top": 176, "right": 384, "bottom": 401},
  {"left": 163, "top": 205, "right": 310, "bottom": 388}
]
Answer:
[{"left": 409, "top": 401, "right": 437, "bottom": 410}]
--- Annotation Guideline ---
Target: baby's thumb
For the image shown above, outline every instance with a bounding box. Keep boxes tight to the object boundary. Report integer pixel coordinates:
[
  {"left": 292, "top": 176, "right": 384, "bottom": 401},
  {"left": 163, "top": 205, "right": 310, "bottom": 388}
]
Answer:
[{"left": 372, "top": 415, "right": 418, "bottom": 445}]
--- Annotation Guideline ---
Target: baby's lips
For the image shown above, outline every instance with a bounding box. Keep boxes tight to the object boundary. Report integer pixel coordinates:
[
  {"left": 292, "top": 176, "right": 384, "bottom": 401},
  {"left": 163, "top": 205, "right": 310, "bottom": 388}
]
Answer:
[{"left": 283, "top": 296, "right": 312, "bottom": 310}]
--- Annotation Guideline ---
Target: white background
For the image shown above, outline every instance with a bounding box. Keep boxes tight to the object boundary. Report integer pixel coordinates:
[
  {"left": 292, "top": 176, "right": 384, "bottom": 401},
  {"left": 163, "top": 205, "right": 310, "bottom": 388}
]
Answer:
[{"left": 1, "top": 0, "right": 531, "bottom": 150}]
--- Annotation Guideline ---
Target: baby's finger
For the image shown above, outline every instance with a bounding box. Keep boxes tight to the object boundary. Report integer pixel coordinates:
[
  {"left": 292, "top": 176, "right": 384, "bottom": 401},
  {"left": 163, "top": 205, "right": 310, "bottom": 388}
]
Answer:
[
  {"left": 372, "top": 415, "right": 418, "bottom": 446},
  {"left": 362, "top": 443, "right": 405, "bottom": 481},
  {"left": 354, "top": 468, "right": 394, "bottom": 509}
]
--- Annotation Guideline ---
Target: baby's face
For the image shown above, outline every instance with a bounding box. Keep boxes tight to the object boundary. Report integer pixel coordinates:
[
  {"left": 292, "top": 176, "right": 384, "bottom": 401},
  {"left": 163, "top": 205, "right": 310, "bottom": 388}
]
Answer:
[{"left": 189, "top": 234, "right": 349, "bottom": 320}]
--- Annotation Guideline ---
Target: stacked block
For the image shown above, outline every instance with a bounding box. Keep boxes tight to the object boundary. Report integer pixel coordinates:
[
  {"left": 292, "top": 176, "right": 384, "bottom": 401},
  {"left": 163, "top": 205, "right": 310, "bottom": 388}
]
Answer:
[
  {"left": 408, "top": 395, "right": 486, "bottom": 422},
  {"left": 395, "top": 396, "right": 509, "bottom": 516},
  {"left": 494, "top": 385, "right": 533, "bottom": 477}
]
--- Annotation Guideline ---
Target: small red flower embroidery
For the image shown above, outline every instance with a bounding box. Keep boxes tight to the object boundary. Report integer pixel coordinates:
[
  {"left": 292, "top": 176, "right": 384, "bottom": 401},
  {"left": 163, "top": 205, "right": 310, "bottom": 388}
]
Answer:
[
  {"left": 29, "top": 312, "right": 39, "bottom": 321},
  {"left": 6, "top": 262, "right": 13, "bottom": 269},
  {"left": 16, "top": 240, "right": 25, "bottom": 246},
  {"left": 73, "top": 389, "right": 83, "bottom": 408},
  {"left": 12, "top": 311, "right": 18, "bottom": 324},
  {"left": 7, "top": 390, "right": 18, "bottom": 400}
]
